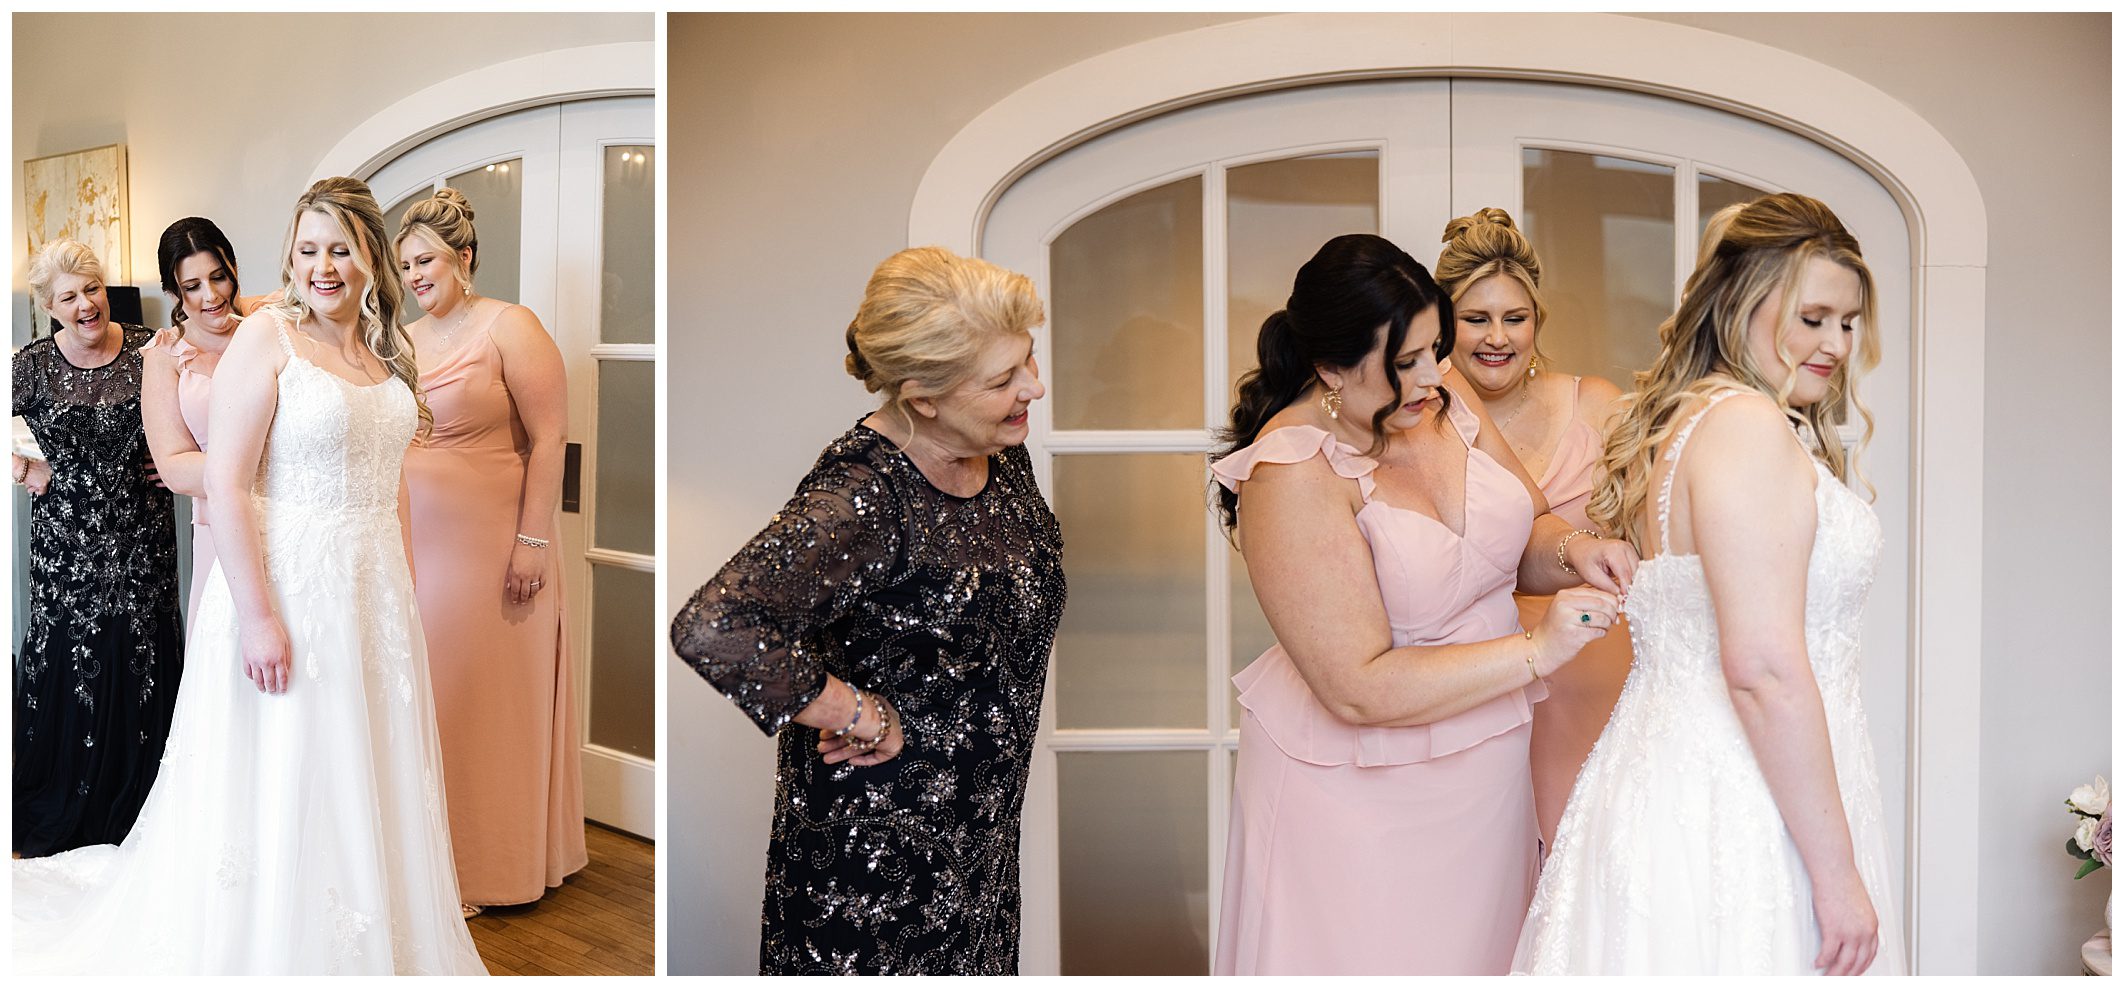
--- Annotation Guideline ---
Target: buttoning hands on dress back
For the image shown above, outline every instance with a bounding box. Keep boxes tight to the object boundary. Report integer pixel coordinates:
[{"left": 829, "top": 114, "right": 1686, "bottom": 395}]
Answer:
[{"left": 1212, "top": 234, "right": 1634, "bottom": 732}]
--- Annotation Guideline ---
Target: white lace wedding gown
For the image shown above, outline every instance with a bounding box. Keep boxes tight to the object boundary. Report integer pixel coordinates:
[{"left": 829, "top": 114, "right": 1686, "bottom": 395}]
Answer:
[
  {"left": 1513, "top": 391, "right": 1905, "bottom": 975},
  {"left": 13, "top": 318, "right": 488, "bottom": 975}
]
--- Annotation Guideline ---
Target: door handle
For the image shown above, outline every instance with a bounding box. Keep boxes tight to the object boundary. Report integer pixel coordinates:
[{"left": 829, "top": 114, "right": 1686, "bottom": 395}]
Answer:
[{"left": 562, "top": 442, "right": 582, "bottom": 513}]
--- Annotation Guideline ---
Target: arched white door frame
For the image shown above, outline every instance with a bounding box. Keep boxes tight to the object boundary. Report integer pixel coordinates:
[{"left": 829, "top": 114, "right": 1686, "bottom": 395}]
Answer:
[
  {"left": 910, "top": 13, "right": 1985, "bottom": 974},
  {"left": 308, "top": 41, "right": 654, "bottom": 183}
]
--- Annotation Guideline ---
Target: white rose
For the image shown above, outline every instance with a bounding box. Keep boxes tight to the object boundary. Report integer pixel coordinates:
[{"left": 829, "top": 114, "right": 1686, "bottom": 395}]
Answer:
[
  {"left": 2070, "top": 775, "right": 2111, "bottom": 816},
  {"left": 2077, "top": 815, "right": 2102, "bottom": 852}
]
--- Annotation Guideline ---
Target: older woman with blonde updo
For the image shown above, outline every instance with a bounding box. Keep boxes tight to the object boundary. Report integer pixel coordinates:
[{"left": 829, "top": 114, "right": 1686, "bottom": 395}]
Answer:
[
  {"left": 672, "top": 246, "right": 1066, "bottom": 975},
  {"left": 394, "top": 187, "right": 585, "bottom": 915},
  {"left": 1433, "top": 207, "right": 1632, "bottom": 851},
  {"left": 13, "top": 239, "right": 182, "bottom": 857}
]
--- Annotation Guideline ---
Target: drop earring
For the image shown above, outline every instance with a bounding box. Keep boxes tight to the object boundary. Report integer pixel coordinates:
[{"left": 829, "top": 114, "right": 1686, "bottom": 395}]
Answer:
[
  {"left": 1526, "top": 355, "right": 1540, "bottom": 380},
  {"left": 1319, "top": 386, "right": 1344, "bottom": 420}
]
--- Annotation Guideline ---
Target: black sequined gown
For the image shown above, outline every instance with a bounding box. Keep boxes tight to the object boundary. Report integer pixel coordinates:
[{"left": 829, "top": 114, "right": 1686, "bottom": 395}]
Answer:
[
  {"left": 673, "top": 422, "right": 1066, "bottom": 974},
  {"left": 12, "top": 326, "right": 182, "bottom": 856}
]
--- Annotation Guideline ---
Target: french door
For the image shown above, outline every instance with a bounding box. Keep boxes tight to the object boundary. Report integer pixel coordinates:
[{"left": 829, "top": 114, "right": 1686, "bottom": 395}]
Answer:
[
  {"left": 366, "top": 96, "right": 658, "bottom": 838},
  {"left": 984, "top": 78, "right": 1912, "bottom": 974}
]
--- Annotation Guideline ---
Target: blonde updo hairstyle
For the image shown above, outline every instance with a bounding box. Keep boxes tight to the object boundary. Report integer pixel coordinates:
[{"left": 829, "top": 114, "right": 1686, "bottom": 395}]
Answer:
[
  {"left": 1588, "top": 192, "right": 1878, "bottom": 554},
  {"left": 259, "top": 176, "right": 430, "bottom": 432},
  {"left": 394, "top": 188, "right": 479, "bottom": 297},
  {"left": 1434, "top": 207, "right": 1549, "bottom": 366},
  {"left": 844, "top": 246, "right": 1044, "bottom": 435},
  {"left": 27, "top": 239, "right": 107, "bottom": 336}
]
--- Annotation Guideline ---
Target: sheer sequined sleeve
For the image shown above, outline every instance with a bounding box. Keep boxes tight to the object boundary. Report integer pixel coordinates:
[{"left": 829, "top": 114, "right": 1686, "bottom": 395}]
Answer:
[
  {"left": 14, "top": 343, "right": 41, "bottom": 418},
  {"left": 672, "top": 456, "right": 903, "bottom": 735}
]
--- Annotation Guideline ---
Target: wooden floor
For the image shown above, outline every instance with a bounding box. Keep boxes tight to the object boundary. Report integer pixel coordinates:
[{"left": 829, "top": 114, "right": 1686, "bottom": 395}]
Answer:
[{"left": 469, "top": 823, "right": 655, "bottom": 976}]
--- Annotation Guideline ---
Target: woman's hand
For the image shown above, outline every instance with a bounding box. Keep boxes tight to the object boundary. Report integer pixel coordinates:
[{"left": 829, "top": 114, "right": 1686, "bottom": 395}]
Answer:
[
  {"left": 1564, "top": 534, "right": 1638, "bottom": 597},
  {"left": 1811, "top": 868, "right": 1879, "bottom": 975},
  {"left": 505, "top": 542, "right": 548, "bottom": 605},
  {"left": 14, "top": 454, "right": 51, "bottom": 495},
  {"left": 1530, "top": 586, "right": 1621, "bottom": 677},
  {"left": 240, "top": 618, "right": 294, "bottom": 694},
  {"left": 816, "top": 693, "right": 904, "bottom": 767}
]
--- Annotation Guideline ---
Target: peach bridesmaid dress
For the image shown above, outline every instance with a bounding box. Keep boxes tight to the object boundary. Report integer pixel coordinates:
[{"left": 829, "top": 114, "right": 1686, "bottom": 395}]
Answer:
[
  {"left": 403, "top": 311, "right": 587, "bottom": 906},
  {"left": 149, "top": 331, "right": 218, "bottom": 626},
  {"left": 1519, "top": 376, "right": 1634, "bottom": 850},
  {"left": 1211, "top": 392, "right": 1545, "bottom": 975}
]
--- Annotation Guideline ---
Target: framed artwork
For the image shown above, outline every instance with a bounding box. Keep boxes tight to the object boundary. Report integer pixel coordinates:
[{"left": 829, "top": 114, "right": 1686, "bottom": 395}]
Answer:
[{"left": 22, "top": 143, "right": 130, "bottom": 283}]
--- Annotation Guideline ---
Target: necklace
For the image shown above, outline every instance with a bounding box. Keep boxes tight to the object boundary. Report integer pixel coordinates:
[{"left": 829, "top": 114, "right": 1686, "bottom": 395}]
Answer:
[
  {"left": 1494, "top": 378, "right": 1540, "bottom": 431},
  {"left": 431, "top": 297, "right": 477, "bottom": 352}
]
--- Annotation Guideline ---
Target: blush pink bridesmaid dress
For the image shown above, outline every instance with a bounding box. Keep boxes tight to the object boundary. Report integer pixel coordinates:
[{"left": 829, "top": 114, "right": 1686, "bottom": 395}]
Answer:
[
  {"left": 1211, "top": 391, "right": 1545, "bottom": 975},
  {"left": 148, "top": 331, "right": 218, "bottom": 625},
  {"left": 403, "top": 311, "right": 588, "bottom": 906},
  {"left": 1518, "top": 376, "right": 1634, "bottom": 850}
]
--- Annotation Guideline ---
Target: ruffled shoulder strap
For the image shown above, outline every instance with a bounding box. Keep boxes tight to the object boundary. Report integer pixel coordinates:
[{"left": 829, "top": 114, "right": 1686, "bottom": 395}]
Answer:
[
  {"left": 1210, "top": 425, "right": 1377, "bottom": 503},
  {"left": 143, "top": 328, "right": 201, "bottom": 371},
  {"left": 1440, "top": 383, "right": 1481, "bottom": 448}
]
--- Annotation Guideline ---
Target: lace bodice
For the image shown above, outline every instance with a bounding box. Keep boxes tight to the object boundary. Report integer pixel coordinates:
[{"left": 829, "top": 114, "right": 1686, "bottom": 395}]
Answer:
[
  {"left": 1623, "top": 392, "right": 1882, "bottom": 728},
  {"left": 1513, "top": 389, "right": 1902, "bottom": 974},
  {"left": 256, "top": 320, "right": 416, "bottom": 516}
]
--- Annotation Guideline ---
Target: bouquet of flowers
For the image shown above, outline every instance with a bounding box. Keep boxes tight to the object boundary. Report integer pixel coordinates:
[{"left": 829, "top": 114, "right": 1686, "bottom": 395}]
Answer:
[{"left": 2066, "top": 775, "right": 2110, "bottom": 880}]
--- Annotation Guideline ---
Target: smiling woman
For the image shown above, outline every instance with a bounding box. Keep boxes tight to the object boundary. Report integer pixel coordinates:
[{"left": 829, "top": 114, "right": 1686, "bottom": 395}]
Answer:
[
  {"left": 671, "top": 246, "right": 1068, "bottom": 975},
  {"left": 12, "top": 178, "right": 486, "bottom": 975},
  {"left": 11, "top": 239, "right": 182, "bottom": 860}
]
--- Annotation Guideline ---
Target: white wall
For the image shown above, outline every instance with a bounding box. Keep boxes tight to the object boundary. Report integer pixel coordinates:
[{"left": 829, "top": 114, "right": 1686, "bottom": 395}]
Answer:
[{"left": 668, "top": 12, "right": 2109, "bottom": 976}]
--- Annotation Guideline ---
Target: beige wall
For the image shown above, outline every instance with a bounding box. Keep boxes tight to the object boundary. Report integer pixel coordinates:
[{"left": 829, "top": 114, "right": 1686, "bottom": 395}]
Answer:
[{"left": 669, "top": 12, "right": 2108, "bottom": 975}]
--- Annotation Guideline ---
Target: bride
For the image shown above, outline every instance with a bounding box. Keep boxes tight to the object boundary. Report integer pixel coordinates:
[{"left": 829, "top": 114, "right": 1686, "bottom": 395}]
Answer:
[
  {"left": 13, "top": 177, "right": 487, "bottom": 975},
  {"left": 1513, "top": 193, "right": 1904, "bottom": 975}
]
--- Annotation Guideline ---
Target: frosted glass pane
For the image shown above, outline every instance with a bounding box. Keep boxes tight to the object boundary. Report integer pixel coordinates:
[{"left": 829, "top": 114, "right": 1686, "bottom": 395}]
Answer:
[
  {"left": 1052, "top": 454, "right": 1205, "bottom": 730},
  {"left": 446, "top": 158, "right": 524, "bottom": 305},
  {"left": 1058, "top": 751, "right": 1210, "bottom": 975},
  {"left": 1049, "top": 177, "right": 1202, "bottom": 430},
  {"left": 601, "top": 146, "right": 655, "bottom": 344},
  {"left": 589, "top": 563, "right": 654, "bottom": 758},
  {"left": 594, "top": 360, "right": 655, "bottom": 555},
  {"left": 1229, "top": 544, "right": 1277, "bottom": 726},
  {"left": 1227, "top": 153, "right": 1378, "bottom": 402},
  {"left": 1521, "top": 149, "right": 1675, "bottom": 391},
  {"left": 1698, "top": 174, "right": 1769, "bottom": 236}
]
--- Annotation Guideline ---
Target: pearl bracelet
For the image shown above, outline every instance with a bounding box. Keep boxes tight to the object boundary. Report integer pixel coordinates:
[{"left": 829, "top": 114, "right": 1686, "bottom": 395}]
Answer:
[
  {"left": 1556, "top": 528, "right": 1599, "bottom": 575},
  {"left": 847, "top": 701, "right": 893, "bottom": 753},
  {"left": 515, "top": 532, "right": 550, "bottom": 548},
  {"left": 835, "top": 688, "right": 866, "bottom": 739}
]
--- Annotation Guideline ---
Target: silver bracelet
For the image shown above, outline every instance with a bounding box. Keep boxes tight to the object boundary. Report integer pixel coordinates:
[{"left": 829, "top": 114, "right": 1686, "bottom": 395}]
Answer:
[{"left": 515, "top": 532, "right": 550, "bottom": 548}]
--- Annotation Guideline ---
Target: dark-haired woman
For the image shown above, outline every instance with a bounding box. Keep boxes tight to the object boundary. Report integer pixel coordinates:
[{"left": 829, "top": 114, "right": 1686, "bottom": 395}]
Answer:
[
  {"left": 1208, "top": 234, "right": 1636, "bottom": 975},
  {"left": 142, "top": 217, "right": 267, "bottom": 624}
]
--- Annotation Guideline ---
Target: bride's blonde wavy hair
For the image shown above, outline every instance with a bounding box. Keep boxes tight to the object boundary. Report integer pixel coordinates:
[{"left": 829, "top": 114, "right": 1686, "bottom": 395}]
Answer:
[
  {"left": 1588, "top": 192, "right": 1878, "bottom": 553},
  {"left": 260, "top": 177, "right": 430, "bottom": 433}
]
